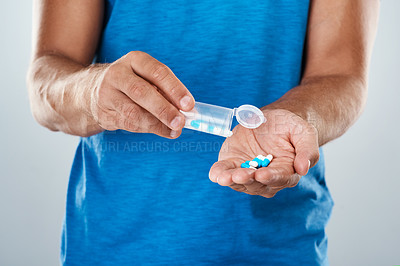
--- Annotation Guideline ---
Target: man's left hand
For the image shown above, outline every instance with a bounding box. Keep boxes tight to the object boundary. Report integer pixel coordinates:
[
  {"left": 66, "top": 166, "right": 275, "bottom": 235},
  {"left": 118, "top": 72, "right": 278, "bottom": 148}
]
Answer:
[{"left": 209, "top": 109, "right": 320, "bottom": 198}]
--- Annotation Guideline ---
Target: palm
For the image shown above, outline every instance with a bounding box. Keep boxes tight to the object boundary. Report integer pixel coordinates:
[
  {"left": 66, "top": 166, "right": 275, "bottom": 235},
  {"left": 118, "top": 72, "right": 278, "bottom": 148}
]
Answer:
[{"left": 209, "top": 109, "right": 319, "bottom": 198}]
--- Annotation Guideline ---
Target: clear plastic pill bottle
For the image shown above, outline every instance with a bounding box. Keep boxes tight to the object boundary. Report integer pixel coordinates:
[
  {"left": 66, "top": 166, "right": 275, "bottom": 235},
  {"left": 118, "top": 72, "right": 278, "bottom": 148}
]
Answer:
[{"left": 181, "top": 102, "right": 266, "bottom": 137}]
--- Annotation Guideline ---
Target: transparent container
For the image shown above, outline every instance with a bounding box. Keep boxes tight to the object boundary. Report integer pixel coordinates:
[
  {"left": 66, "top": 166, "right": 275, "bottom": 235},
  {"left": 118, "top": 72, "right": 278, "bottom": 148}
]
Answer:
[{"left": 181, "top": 102, "right": 266, "bottom": 137}]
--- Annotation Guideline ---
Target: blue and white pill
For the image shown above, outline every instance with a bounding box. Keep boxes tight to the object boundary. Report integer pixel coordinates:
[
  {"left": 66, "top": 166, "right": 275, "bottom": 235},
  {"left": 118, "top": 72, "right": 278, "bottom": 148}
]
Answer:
[
  {"left": 261, "top": 154, "right": 273, "bottom": 167},
  {"left": 250, "top": 155, "right": 264, "bottom": 168},
  {"left": 249, "top": 160, "right": 258, "bottom": 168},
  {"left": 242, "top": 161, "right": 257, "bottom": 169},
  {"left": 241, "top": 162, "right": 250, "bottom": 168},
  {"left": 257, "top": 155, "right": 266, "bottom": 160}
]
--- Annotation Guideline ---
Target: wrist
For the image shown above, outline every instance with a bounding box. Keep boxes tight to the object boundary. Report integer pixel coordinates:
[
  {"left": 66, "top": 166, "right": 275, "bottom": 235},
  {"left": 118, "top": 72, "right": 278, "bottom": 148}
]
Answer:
[
  {"left": 77, "top": 64, "right": 109, "bottom": 136},
  {"left": 80, "top": 64, "right": 106, "bottom": 115}
]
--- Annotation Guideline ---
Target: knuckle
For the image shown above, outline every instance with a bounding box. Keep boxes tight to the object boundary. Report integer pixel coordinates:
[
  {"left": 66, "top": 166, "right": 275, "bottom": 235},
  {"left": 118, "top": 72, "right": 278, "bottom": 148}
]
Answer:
[
  {"left": 254, "top": 186, "right": 268, "bottom": 195},
  {"left": 122, "top": 119, "right": 131, "bottom": 130},
  {"left": 262, "top": 193, "right": 274, "bottom": 198},
  {"left": 264, "top": 192, "right": 276, "bottom": 198},
  {"left": 128, "top": 121, "right": 140, "bottom": 132},
  {"left": 126, "top": 51, "right": 136, "bottom": 58},
  {"left": 262, "top": 190, "right": 277, "bottom": 198},
  {"left": 150, "top": 64, "right": 170, "bottom": 82},
  {"left": 149, "top": 121, "right": 167, "bottom": 135},
  {"left": 282, "top": 176, "right": 294, "bottom": 187},
  {"left": 156, "top": 104, "right": 172, "bottom": 121},
  {"left": 169, "top": 86, "right": 178, "bottom": 97},
  {"left": 231, "top": 185, "right": 247, "bottom": 192},
  {"left": 167, "top": 84, "right": 183, "bottom": 98},
  {"left": 127, "top": 50, "right": 145, "bottom": 59},
  {"left": 122, "top": 104, "right": 140, "bottom": 121},
  {"left": 118, "top": 118, "right": 140, "bottom": 132},
  {"left": 111, "top": 97, "right": 125, "bottom": 111},
  {"left": 127, "top": 82, "right": 146, "bottom": 99},
  {"left": 246, "top": 185, "right": 265, "bottom": 195},
  {"left": 288, "top": 175, "right": 300, "bottom": 187}
]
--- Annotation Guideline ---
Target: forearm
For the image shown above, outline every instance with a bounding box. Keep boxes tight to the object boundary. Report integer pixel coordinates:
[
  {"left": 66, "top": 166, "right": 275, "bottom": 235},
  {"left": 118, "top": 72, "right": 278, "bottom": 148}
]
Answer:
[
  {"left": 27, "top": 54, "right": 105, "bottom": 137},
  {"left": 264, "top": 0, "right": 379, "bottom": 146},
  {"left": 265, "top": 74, "right": 367, "bottom": 146}
]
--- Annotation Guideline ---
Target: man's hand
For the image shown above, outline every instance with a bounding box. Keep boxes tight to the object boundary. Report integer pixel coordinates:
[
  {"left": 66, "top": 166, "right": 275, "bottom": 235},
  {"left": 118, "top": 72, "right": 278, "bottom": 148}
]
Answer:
[
  {"left": 209, "top": 0, "right": 380, "bottom": 198},
  {"left": 209, "top": 109, "right": 319, "bottom": 198},
  {"left": 28, "top": 0, "right": 194, "bottom": 138},
  {"left": 90, "top": 51, "right": 194, "bottom": 138}
]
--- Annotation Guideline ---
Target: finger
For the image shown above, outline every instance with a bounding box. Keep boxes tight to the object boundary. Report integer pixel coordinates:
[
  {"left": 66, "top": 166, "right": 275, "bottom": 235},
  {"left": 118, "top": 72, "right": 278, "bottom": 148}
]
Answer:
[
  {"left": 209, "top": 160, "right": 237, "bottom": 185},
  {"left": 118, "top": 118, "right": 181, "bottom": 139},
  {"left": 242, "top": 182, "right": 269, "bottom": 196},
  {"left": 231, "top": 168, "right": 256, "bottom": 185},
  {"left": 229, "top": 184, "right": 248, "bottom": 193},
  {"left": 217, "top": 168, "right": 236, "bottom": 187},
  {"left": 291, "top": 125, "right": 320, "bottom": 176},
  {"left": 231, "top": 172, "right": 276, "bottom": 197},
  {"left": 229, "top": 168, "right": 265, "bottom": 195},
  {"left": 108, "top": 65, "right": 186, "bottom": 131},
  {"left": 127, "top": 51, "right": 195, "bottom": 111},
  {"left": 254, "top": 160, "right": 300, "bottom": 188},
  {"left": 260, "top": 187, "right": 279, "bottom": 198},
  {"left": 109, "top": 91, "right": 181, "bottom": 138}
]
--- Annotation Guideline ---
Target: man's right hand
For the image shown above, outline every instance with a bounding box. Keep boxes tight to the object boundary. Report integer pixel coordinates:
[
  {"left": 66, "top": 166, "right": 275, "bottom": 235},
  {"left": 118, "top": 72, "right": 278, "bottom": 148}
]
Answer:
[
  {"left": 90, "top": 51, "right": 195, "bottom": 138},
  {"left": 28, "top": 1, "right": 194, "bottom": 138}
]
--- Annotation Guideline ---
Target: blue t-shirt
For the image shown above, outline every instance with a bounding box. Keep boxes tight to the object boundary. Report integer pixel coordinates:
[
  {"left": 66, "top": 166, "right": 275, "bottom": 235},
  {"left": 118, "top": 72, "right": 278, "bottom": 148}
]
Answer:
[{"left": 61, "top": 0, "right": 334, "bottom": 265}]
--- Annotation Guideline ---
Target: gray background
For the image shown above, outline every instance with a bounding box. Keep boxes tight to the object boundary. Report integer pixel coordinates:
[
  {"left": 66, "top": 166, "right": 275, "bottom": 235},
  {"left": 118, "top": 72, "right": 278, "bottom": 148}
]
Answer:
[{"left": 0, "top": 1, "right": 399, "bottom": 265}]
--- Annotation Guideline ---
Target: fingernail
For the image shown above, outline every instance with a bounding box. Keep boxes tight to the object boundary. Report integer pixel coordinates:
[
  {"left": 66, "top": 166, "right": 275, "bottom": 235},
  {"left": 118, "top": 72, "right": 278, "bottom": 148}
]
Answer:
[
  {"left": 180, "top": 95, "right": 192, "bottom": 109},
  {"left": 170, "top": 130, "right": 178, "bottom": 138},
  {"left": 170, "top": 116, "right": 182, "bottom": 130},
  {"left": 216, "top": 177, "right": 219, "bottom": 183},
  {"left": 308, "top": 160, "right": 311, "bottom": 169}
]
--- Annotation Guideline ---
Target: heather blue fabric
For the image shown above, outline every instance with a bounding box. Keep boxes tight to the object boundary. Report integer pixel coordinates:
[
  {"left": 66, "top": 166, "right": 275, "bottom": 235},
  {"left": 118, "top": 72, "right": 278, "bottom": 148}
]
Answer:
[{"left": 61, "top": 0, "right": 334, "bottom": 265}]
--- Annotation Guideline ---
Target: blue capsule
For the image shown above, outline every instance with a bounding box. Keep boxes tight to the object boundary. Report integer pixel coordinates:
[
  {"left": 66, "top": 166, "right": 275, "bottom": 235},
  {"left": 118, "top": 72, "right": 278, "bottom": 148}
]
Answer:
[
  {"left": 261, "top": 154, "right": 273, "bottom": 167},
  {"left": 241, "top": 161, "right": 253, "bottom": 168},
  {"left": 249, "top": 157, "right": 263, "bottom": 168},
  {"left": 241, "top": 162, "right": 250, "bottom": 168},
  {"left": 244, "top": 154, "right": 273, "bottom": 169}
]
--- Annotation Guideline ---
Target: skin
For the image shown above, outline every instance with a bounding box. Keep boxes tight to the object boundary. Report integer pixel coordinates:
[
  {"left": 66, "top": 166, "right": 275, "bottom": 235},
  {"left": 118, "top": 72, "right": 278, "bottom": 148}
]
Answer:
[
  {"left": 28, "top": 0, "right": 195, "bottom": 138},
  {"left": 27, "top": 0, "right": 379, "bottom": 198},
  {"left": 210, "top": 0, "right": 380, "bottom": 197}
]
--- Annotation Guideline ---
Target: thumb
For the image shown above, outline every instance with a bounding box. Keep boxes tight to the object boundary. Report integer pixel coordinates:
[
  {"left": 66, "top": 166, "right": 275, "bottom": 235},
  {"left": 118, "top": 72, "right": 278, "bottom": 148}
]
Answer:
[{"left": 292, "top": 127, "right": 319, "bottom": 176}]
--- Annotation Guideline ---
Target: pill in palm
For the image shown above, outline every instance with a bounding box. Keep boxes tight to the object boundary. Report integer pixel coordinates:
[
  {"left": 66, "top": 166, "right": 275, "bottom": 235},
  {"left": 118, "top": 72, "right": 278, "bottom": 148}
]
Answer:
[
  {"left": 242, "top": 154, "right": 273, "bottom": 169},
  {"left": 249, "top": 155, "right": 265, "bottom": 168},
  {"left": 262, "top": 154, "right": 273, "bottom": 167},
  {"left": 241, "top": 161, "right": 251, "bottom": 168}
]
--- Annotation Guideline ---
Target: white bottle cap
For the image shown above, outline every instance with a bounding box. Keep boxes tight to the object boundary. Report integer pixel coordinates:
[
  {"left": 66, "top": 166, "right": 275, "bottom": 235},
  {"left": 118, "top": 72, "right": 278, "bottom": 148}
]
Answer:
[{"left": 234, "top": 104, "right": 266, "bottom": 129}]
